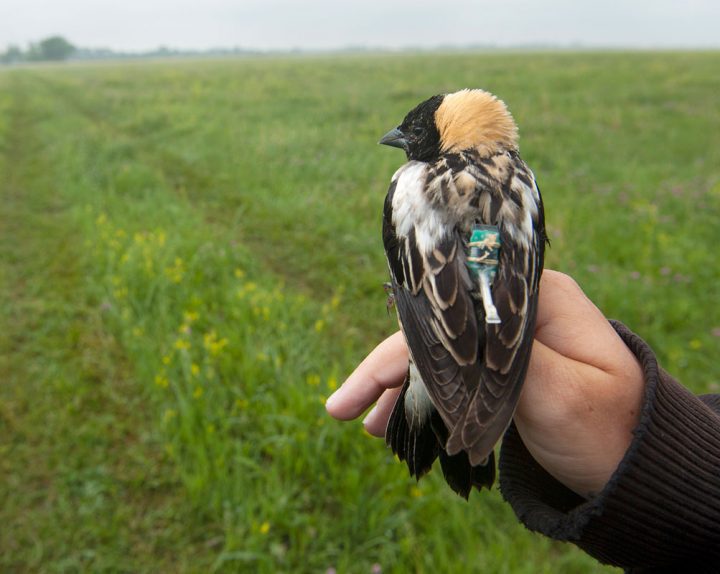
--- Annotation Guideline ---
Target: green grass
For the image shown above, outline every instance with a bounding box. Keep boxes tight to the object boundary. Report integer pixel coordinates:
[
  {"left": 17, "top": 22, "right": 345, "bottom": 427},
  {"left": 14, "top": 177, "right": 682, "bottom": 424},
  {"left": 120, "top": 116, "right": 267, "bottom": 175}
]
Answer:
[{"left": 1, "top": 51, "right": 718, "bottom": 573}]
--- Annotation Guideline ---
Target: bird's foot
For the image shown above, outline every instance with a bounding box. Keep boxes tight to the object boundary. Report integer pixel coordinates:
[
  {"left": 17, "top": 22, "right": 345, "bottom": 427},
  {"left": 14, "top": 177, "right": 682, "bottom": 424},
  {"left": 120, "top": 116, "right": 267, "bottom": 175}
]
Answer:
[{"left": 383, "top": 282, "right": 395, "bottom": 314}]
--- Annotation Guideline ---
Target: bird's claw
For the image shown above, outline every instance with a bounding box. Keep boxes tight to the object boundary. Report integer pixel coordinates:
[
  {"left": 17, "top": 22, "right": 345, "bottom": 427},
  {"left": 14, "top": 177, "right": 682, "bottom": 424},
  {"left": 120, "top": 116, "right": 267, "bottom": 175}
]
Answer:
[{"left": 383, "top": 282, "right": 396, "bottom": 314}]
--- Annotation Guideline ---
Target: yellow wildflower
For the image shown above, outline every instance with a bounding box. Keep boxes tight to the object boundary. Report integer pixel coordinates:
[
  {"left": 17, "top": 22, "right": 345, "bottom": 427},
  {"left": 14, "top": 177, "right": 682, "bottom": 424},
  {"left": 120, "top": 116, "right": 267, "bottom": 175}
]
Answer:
[
  {"left": 327, "top": 375, "right": 338, "bottom": 391},
  {"left": 203, "top": 331, "right": 228, "bottom": 356},
  {"left": 259, "top": 522, "right": 270, "bottom": 535},
  {"left": 314, "top": 319, "right": 325, "bottom": 333},
  {"left": 193, "top": 386, "right": 203, "bottom": 399},
  {"left": 154, "top": 374, "right": 169, "bottom": 388},
  {"left": 162, "top": 355, "right": 171, "bottom": 365},
  {"left": 306, "top": 374, "right": 320, "bottom": 387},
  {"left": 184, "top": 310, "right": 199, "bottom": 323},
  {"left": 164, "top": 257, "right": 185, "bottom": 283},
  {"left": 190, "top": 363, "right": 200, "bottom": 376},
  {"left": 174, "top": 338, "right": 191, "bottom": 351}
]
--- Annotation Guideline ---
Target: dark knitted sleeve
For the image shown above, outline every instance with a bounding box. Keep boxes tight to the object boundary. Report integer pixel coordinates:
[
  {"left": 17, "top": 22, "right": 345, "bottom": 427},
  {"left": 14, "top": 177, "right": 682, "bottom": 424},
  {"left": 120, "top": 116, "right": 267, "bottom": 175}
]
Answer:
[{"left": 498, "top": 321, "right": 720, "bottom": 572}]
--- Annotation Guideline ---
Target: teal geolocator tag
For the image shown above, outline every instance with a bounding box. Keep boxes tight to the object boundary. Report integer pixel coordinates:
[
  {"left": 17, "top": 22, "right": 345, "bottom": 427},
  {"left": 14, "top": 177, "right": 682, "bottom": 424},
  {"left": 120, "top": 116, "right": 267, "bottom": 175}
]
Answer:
[
  {"left": 467, "top": 224, "right": 502, "bottom": 324},
  {"left": 467, "top": 225, "right": 501, "bottom": 280}
]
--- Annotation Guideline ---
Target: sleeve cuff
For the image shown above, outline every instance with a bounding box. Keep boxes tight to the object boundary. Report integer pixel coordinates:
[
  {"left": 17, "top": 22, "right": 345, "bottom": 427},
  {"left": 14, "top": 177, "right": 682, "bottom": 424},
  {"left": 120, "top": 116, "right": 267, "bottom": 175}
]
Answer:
[{"left": 498, "top": 321, "right": 720, "bottom": 569}]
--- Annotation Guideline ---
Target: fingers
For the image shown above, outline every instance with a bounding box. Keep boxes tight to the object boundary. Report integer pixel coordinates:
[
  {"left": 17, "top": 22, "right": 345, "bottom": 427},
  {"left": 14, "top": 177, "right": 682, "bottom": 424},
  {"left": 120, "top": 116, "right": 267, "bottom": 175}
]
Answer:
[
  {"left": 363, "top": 386, "right": 403, "bottom": 437},
  {"left": 325, "top": 331, "right": 408, "bottom": 421}
]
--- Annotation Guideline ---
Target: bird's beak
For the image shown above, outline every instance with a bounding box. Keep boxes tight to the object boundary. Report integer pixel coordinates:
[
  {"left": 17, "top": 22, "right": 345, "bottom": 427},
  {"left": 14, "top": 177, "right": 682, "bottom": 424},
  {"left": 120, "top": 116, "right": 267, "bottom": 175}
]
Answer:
[{"left": 379, "top": 127, "right": 408, "bottom": 150}]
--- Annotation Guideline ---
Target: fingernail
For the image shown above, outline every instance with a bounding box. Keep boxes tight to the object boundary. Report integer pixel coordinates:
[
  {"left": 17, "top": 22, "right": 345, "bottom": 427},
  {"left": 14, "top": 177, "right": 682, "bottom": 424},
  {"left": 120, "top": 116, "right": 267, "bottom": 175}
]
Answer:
[
  {"left": 362, "top": 405, "right": 378, "bottom": 427},
  {"left": 325, "top": 390, "right": 339, "bottom": 411}
]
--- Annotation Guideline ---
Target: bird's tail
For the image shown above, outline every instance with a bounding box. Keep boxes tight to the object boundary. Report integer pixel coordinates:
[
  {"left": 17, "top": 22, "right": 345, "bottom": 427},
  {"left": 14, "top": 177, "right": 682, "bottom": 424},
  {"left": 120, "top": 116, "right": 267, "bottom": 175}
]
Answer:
[
  {"left": 386, "top": 376, "right": 495, "bottom": 499},
  {"left": 386, "top": 378, "right": 439, "bottom": 480}
]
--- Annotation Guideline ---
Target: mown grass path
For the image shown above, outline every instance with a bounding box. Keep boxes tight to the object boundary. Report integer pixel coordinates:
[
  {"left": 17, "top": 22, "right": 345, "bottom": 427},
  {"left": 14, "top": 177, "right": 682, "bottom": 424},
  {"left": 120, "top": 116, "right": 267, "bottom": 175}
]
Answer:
[{"left": 0, "top": 72, "right": 214, "bottom": 573}]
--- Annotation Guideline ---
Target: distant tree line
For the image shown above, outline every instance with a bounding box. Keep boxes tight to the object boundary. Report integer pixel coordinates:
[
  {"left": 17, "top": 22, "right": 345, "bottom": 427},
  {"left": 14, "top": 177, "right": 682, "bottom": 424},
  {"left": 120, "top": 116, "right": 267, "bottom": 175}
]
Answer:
[
  {"left": 1, "top": 36, "right": 267, "bottom": 65},
  {"left": 1, "top": 36, "right": 76, "bottom": 63}
]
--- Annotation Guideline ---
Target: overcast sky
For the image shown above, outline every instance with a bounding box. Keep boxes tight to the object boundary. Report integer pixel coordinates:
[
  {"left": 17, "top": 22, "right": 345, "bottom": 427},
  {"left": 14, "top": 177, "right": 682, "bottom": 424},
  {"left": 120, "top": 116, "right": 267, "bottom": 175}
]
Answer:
[{"left": 2, "top": 0, "right": 719, "bottom": 52}]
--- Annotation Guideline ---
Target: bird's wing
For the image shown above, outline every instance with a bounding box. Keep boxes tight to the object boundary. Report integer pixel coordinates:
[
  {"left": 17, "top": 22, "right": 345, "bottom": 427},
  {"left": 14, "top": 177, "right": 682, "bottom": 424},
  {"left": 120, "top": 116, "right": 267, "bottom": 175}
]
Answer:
[
  {"left": 446, "top": 160, "right": 546, "bottom": 465},
  {"left": 384, "top": 158, "right": 546, "bottom": 466},
  {"left": 384, "top": 163, "right": 483, "bottom": 433}
]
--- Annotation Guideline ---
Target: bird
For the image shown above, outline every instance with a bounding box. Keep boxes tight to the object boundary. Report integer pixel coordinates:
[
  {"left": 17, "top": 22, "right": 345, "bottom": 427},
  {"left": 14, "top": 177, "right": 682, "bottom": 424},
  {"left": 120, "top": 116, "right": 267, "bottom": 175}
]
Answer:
[{"left": 378, "top": 89, "right": 547, "bottom": 498}]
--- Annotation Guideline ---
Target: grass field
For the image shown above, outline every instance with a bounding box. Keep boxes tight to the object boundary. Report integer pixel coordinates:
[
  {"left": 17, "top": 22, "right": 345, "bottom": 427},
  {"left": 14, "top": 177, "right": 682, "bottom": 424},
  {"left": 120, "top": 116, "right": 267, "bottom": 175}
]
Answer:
[{"left": 1, "top": 51, "right": 718, "bottom": 573}]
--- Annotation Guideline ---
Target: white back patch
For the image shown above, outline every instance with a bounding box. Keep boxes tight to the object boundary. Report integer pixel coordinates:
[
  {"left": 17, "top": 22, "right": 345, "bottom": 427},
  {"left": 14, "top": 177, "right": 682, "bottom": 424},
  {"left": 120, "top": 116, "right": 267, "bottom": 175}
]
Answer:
[{"left": 391, "top": 162, "right": 450, "bottom": 254}]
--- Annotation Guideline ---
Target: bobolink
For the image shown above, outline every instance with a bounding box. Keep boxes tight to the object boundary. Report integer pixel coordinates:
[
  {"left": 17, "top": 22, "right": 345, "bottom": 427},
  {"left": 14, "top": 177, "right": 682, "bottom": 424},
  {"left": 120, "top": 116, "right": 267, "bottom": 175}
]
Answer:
[{"left": 379, "top": 89, "right": 547, "bottom": 498}]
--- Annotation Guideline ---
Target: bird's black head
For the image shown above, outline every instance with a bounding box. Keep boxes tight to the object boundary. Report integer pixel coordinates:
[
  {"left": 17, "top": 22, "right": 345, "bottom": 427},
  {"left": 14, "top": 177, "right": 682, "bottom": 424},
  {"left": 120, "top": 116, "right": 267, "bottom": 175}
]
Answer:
[
  {"left": 379, "top": 94, "right": 444, "bottom": 162},
  {"left": 380, "top": 89, "right": 519, "bottom": 161}
]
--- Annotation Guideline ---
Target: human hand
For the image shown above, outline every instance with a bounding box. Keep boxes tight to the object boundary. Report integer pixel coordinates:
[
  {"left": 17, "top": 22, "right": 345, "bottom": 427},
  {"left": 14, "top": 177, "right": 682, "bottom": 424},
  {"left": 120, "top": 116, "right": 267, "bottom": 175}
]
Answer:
[{"left": 325, "top": 270, "right": 645, "bottom": 498}]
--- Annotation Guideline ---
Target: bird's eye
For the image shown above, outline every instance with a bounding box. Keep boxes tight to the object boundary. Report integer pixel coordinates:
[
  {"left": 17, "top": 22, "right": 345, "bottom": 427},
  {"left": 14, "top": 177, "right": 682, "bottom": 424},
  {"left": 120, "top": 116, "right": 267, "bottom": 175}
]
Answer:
[{"left": 412, "top": 126, "right": 424, "bottom": 136}]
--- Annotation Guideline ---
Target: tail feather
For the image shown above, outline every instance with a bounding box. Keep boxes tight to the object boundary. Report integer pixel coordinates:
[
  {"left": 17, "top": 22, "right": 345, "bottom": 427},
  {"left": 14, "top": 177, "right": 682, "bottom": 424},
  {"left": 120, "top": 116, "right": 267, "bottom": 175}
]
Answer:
[
  {"left": 438, "top": 449, "right": 495, "bottom": 499},
  {"left": 386, "top": 376, "right": 496, "bottom": 496},
  {"left": 432, "top": 409, "right": 495, "bottom": 498},
  {"left": 386, "top": 378, "right": 438, "bottom": 479}
]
